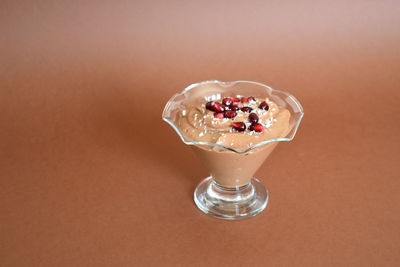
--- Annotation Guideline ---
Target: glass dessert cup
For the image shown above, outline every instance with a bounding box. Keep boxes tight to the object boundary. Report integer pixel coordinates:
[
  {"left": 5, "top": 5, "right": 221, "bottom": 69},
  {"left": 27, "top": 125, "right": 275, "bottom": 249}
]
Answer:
[{"left": 162, "top": 80, "right": 304, "bottom": 220}]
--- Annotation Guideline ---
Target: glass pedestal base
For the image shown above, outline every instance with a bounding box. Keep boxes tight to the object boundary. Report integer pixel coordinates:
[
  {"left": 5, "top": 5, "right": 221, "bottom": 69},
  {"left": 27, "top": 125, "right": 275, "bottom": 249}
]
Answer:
[{"left": 194, "top": 176, "right": 268, "bottom": 220}]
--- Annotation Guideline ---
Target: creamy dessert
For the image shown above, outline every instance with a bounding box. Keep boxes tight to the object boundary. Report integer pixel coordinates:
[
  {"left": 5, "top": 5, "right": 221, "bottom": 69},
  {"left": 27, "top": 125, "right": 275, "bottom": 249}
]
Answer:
[{"left": 179, "top": 96, "right": 291, "bottom": 187}]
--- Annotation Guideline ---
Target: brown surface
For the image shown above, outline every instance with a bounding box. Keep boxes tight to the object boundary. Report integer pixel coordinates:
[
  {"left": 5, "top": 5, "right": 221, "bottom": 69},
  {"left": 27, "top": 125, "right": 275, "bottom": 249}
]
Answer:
[{"left": 1, "top": 1, "right": 400, "bottom": 266}]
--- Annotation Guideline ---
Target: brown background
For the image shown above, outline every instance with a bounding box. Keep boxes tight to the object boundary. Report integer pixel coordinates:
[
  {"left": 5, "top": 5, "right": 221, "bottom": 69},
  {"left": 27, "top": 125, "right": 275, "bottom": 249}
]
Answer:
[{"left": 1, "top": 1, "right": 400, "bottom": 266}]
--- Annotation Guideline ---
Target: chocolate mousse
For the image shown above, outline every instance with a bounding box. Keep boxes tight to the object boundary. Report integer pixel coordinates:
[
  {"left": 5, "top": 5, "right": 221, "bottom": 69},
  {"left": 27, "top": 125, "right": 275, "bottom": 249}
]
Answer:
[{"left": 178, "top": 95, "right": 291, "bottom": 188}]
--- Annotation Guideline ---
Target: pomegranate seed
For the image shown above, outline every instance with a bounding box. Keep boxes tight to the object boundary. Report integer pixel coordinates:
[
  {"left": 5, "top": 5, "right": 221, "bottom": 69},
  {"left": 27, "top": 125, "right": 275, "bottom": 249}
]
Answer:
[
  {"left": 206, "top": 101, "right": 214, "bottom": 111},
  {"left": 222, "top": 97, "right": 233, "bottom": 106},
  {"left": 231, "top": 96, "right": 240, "bottom": 102},
  {"left": 214, "top": 102, "right": 225, "bottom": 112},
  {"left": 229, "top": 104, "right": 240, "bottom": 111},
  {"left": 224, "top": 110, "right": 237, "bottom": 118},
  {"left": 241, "top": 97, "right": 248, "bottom": 103},
  {"left": 249, "top": 123, "right": 264, "bottom": 132},
  {"left": 231, "top": 122, "right": 246, "bottom": 132},
  {"left": 241, "top": 106, "right": 253, "bottom": 113},
  {"left": 259, "top": 101, "right": 269, "bottom": 110},
  {"left": 206, "top": 101, "right": 224, "bottom": 112},
  {"left": 247, "top": 96, "right": 256, "bottom": 102},
  {"left": 248, "top": 113, "right": 259, "bottom": 124},
  {"left": 214, "top": 112, "right": 224, "bottom": 119}
]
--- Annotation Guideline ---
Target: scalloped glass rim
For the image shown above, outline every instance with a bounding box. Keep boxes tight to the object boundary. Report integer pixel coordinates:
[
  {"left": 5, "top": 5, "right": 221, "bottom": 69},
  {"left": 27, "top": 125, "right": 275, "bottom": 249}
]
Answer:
[{"left": 162, "top": 80, "right": 304, "bottom": 154}]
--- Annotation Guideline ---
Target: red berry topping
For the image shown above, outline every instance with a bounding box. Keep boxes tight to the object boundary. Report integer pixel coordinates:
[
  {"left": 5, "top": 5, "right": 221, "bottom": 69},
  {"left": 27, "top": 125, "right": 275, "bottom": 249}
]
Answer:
[
  {"left": 248, "top": 113, "right": 259, "bottom": 124},
  {"left": 214, "top": 102, "right": 225, "bottom": 112},
  {"left": 206, "top": 101, "right": 213, "bottom": 110},
  {"left": 249, "top": 123, "right": 264, "bottom": 132},
  {"left": 222, "top": 97, "right": 233, "bottom": 106},
  {"left": 224, "top": 110, "right": 237, "bottom": 118},
  {"left": 241, "top": 106, "right": 253, "bottom": 113},
  {"left": 231, "top": 96, "right": 240, "bottom": 102},
  {"left": 231, "top": 122, "right": 246, "bottom": 132},
  {"left": 247, "top": 96, "right": 256, "bottom": 102},
  {"left": 229, "top": 104, "right": 240, "bottom": 111},
  {"left": 241, "top": 97, "right": 248, "bottom": 103},
  {"left": 236, "top": 103, "right": 243, "bottom": 109},
  {"left": 214, "top": 112, "right": 224, "bottom": 119},
  {"left": 259, "top": 101, "right": 269, "bottom": 110},
  {"left": 206, "top": 101, "right": 224, "bottom": 112}
]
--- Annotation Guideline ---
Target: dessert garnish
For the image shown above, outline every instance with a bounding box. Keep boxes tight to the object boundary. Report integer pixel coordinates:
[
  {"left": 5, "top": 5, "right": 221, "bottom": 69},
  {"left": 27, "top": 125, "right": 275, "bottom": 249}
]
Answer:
[
  {"left": 205, "top": 96, "right": 271, "bottom": 132},
  {"left": 241, "top": 106, "right": 252, "bottom": 113},
  {"left": 248, "top": 113, "right": 259, "bottom": 124},
  {"left": 224, "top": 110, "right": 237, "bottom": 118},
  {"left": 231, "top": 122, "right": 246, "bottom": 132},
  {"left": 206, "top": 101, "right": 224, "bottom": 112},
  {"left": 249, "top": 123, "right": 264, "bottom": 132},
  {"left": 214, "top": 112, "right": 224, "bottom": 119},
  {"left": 259, "top": 101, "right": 269, "bottom": 110}
]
